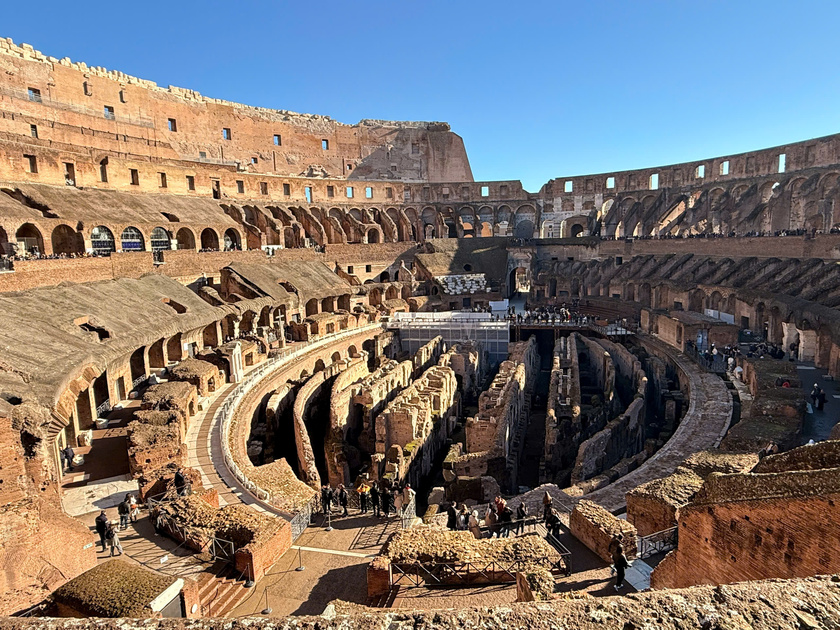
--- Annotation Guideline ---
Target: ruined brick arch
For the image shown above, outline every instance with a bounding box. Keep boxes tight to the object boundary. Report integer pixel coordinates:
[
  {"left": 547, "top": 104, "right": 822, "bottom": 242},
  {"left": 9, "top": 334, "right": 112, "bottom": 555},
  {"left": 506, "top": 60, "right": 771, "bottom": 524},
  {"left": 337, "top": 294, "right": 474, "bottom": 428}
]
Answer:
[
  {"left": 240, "top": 310, "right": 256, "bottom": 333},
  {"left": 313, "top": 359, "right": 326, "bottom": 373},
  {"left": 200, "top": 227, "right": 220, "bottom": 250},
  {"left": 15, "top": 222, "right": 45, "bottom": 254},
  {"left": 321, "top": 296, "right": 335, "bottom": 312},
  {"left": 330, "top": 351, "right": 341, "bottom": 364},
  {"left": 709, "top": 290, "right": 723, "bottom": 310},
  {"left": 175, "top": 227, "right": 196, "bottom": 250},
  {"left": 50, "top": 223, "right": 84, "bottom": 255},
  {"left": 305, "top": 298, "right": 319, "bottom": 317},
  {"left": 386, "top": 285, "right": 399, "bottom": 300},
  {"left": 458, "top": 206, "right": 477, "bottom": 237},
  {"left": 369, "top": 287, "right": 382, "bottom": 306},
  {"left": 201, "top": 323, "right": 218, "bottom": 349},
  {"left": 258, "top": 305, "right": 273, "bottom": 326},
  {"left": 148, "top": 338, "right": 166, "bottom": 370},
  {"left": 223, "top": 227, "right": 243, "bottom": 250},
  {"left": 365, "top": 226, "right": 382, "bottom": 244},
  {"left": 348, "top": 344, "right": 359, "bottom": 358},
  {"left": 401, "top": 284, "right": 411, "bottom": 300},
  {"left": 638, "top": 282, "right": 652, "bottom": 308}
]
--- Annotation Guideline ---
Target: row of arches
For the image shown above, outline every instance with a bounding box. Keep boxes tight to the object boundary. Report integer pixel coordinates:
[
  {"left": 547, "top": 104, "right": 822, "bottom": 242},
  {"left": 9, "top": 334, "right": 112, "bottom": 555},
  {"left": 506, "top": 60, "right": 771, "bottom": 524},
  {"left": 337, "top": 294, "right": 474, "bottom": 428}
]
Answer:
[{"left": 5, "top": 223, "right": 243, "bottom": 256}]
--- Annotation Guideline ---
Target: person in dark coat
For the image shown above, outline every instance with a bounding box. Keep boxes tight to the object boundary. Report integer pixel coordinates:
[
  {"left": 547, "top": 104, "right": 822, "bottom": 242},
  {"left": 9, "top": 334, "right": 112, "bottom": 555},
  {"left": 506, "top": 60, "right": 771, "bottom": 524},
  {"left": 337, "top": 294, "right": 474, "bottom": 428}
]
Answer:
[
  {"left": 117, "top": 498, "right": 130, "bottom": 530},
  {"left": 62, "top": 445, "right": 75, "bottom": 472},
  {"left": 499, "top": 505, "right": 514, "bottom": 537},
  {"left": 381, "top": 486, "right": 391, "bottom": 517},
  {"left": 338, "top": 485, "right": 349, "bottom": 517},
  {"left": 613, "top": 548, "right": 630, "bottom": 591},
  {"left": 608, "top": 533, "right": 624, "bottom": 575},
  {"left": 94, "top": 510, "right": 109, "bottom": 550},
  {"left": 370, "top": 483, "right": 381, "bottom": 517},
  {"left": 545, "top": 508, "right": 561, "bottom": 538},
  {"left": 174, "top": 468, "right": 187, "bottom": 496},
  {"left": 321, "top": 485, "right": 331, "bottom": 515},
  {"left": 515, "top": 502, "right": 528, "bottom": 535},
  {"left": 446, "top": 503, "right": 458, "bottom": 531}
]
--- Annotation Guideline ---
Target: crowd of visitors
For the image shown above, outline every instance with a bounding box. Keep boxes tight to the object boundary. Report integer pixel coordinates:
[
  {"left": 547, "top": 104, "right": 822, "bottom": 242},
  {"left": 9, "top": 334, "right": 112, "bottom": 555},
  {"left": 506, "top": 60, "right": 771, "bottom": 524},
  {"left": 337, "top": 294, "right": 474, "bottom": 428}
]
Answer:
[{"left": 319, "top": 480, "right": 416, "bottom": 520}]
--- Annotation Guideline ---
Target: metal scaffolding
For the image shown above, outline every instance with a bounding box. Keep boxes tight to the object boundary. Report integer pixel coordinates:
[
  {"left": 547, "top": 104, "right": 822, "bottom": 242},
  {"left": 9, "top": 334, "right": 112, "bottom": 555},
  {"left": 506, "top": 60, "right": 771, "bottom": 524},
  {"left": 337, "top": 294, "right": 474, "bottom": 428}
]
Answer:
[{"left": 388, "top": 312, "right": 510, "bottom": 365}]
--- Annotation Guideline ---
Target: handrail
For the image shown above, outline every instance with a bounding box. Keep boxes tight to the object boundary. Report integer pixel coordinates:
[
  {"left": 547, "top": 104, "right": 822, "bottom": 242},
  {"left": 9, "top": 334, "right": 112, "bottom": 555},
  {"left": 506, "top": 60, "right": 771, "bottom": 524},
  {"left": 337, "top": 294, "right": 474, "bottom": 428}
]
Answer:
[
  {"left": 637, "top": 525, "right": 678, "bottom": 559},
  {"left": 217, "top": 324, "right": 384, "bottom": 512}
]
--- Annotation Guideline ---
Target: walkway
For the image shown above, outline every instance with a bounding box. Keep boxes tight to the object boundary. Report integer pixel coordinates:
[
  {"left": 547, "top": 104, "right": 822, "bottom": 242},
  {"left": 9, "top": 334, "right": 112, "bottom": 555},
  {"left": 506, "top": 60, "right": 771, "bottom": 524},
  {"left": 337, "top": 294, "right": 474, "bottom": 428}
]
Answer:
[{"left": 584, "top": 335, "right": 733, "bottom": 513}]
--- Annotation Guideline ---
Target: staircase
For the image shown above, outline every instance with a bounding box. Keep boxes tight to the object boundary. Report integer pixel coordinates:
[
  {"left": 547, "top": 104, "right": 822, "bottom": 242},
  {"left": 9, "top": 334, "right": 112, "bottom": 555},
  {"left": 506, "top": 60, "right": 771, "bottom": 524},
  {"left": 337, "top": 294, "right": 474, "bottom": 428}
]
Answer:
[{"left": 195, "top": 562, "right": 251, "bottom": 618}]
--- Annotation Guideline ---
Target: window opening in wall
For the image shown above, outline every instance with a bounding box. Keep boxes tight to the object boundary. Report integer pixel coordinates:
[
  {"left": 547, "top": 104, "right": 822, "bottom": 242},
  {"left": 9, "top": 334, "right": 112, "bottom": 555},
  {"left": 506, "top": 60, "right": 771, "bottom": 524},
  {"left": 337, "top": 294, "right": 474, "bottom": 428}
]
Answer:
[
  {"left": 251, "top": 157, "right": 258, "bottom": 164},
  {"left": 30, "top": 124, "right": 38, "bottom": 139},
  {"left": 442, "top": 186, "right": 450, "bottom": 199},
  {"left": 321, "top": 139, "right": 329, "bottom": 150},
  {"left": 305, "top": 186, "right": 312, "bottom": 203},
  {"left": 606, "top": 176, "right": 615, "bottom": 188},
  {"left": 99, "top": 158, "right": 108, "bottom": 182},
  {"left": 411, "top": 143, "right": 420, "bottom": 154},
  {"left": 564, "top": 180, "right": 573, "bottom": 193},
  {"left": 695, "top": 165, "right": 705, "bottom": 178},
  {"left": 222, "top": 128, "right": 231, "bottom": 140},
  {"left": 500, "top": 184, "right": 509, "bottom": 196},
  {"left": 273, "top": 134, "right": 281, "bottom": 145},
  {"left": 385, "top": 187, "right": 393, "bottom": 199},
  {"left": 130, "top": 168, "right": 139, "bottom": 185},
  {"left": 167, "top": 118, "right": 177, "bottom": 132},
  {"left": 327, "top": 185, "right": 335, "bottom": 198},
  {"left": 365, "top": 186, "right": 373, "bottom": 199},
  {"left": 365, "top": 264, "right": 372, "bottom": 273},
  {"left": 27, "top": 87, "right": 42, "bottom": 103},
  {"left": 390, "top": 164, "right": 398, "bottom": 171},
  {"left": 119, "top": 89, "right": 126, "bottom": 103},
  {"left": 211, "top": 179, "right": 220, "bottom": 199},
  {"left": 480, "top": 185, "right": 490, "bottom": 197},
  {"left": 346, "top": 186, "right": 354, "bottom": 198},
  {"left": 83, "top": 81, "right": 92, "bottom": 96},
  {"left": 24, "top": 154, "right": 38, "bottom": 173},
  {"left": 199, "top": 151, "right": 207, "bottom": 159},
  {"left": 404, "top": 186, "right": 411, "bottom": 201},
  {"left": 347, "top": 163, "right": 353, "bottom": 171},
  {"left": 649, "top": 173, "right": 659, "bottom": 189},
  {"left": 186, "top": 175, "right": 195, "bottom": 190},
  {"left": 104, "top": 105, "right": 115, "bottom": 120},
  {"left": 63, "top": 162, "right": 75, "bottom": 186},
  {"left": 422, "top": 187, "right": 431, "bottom": 200},
  {"left": 778, "top": 153, "right": 786, "bottom": 173},
  {"left": 283, "top": 183, "right": 291, "bottom": 196},
  {"left": 260, "top": 181, "right": 268, "bottom": 195},
  {"left": 720, "top": 160, "right": 730, "bottom": 175},
  {"left": 615, "top": 256, "right": 623, "bottom": 265},
  {"left": 236, "top": 180, "right": 244, "bottom": 194},
  {"left": 159, "top": 172, "right": 167, "bottom": 188},
  {"left": 461, "top": 186, "right": 470, "bottom": 197},
  {"left": 347, "top": 265, "right": 354, "bottom": 274}
]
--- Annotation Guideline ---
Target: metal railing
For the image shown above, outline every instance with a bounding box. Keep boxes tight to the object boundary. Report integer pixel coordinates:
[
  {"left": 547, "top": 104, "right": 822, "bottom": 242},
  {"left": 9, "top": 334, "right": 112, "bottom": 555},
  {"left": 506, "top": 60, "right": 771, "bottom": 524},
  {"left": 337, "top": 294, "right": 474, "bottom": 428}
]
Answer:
[
  {"left": 132, "top": 374, "right": 147, "bottom": 389},
  {"left": 218, "top": 324, "right": 383, "bottom": 510},
  {"left": 390, "top": 555, "right": 567, "bottom": 588},
  {"left": 95, "top": 400, "right": 111, "bottom": 417},
  {"left": 637, "top": 526, "right": 678, "bottom": 559},
  {"left": 290, "top": 495, "right": 319, "bottom": 542},
  {"left": 683, "top": 345, "right": 728, "bottom": 374}
]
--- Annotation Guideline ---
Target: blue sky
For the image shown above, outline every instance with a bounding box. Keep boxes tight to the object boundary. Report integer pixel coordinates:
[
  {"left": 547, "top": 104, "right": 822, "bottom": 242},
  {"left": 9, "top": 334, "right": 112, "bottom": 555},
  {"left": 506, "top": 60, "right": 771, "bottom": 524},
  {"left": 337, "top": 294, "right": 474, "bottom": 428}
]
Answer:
[{"left": 4, "top": 1, "right": 839, "bottom": 191}]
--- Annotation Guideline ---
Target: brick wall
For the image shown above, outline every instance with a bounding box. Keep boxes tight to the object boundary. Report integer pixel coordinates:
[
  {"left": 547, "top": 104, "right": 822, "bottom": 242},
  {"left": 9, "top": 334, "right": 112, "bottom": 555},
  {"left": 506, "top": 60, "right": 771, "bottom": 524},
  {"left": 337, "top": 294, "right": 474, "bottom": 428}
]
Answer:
[{"left": 569, "top": 500, "right": 637, "bottom": 564}]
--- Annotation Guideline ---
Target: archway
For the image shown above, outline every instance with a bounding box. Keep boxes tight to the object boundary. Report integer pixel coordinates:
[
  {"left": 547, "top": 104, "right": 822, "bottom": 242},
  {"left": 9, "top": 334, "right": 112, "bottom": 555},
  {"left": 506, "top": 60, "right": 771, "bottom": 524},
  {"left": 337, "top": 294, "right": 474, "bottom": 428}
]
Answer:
[
  {"left": 200, "top": 228, "right": 220, "bottom": 250},
  {"left": 91, "top": 226, "right": 116, "bottom": 255},
  {"left": 120, "top": 226, "right": 145, "bottom": 252},
  {"left": 305, "top": 298, "right": 319, "bottom": 316},
  {"left": 201, "top": 324, "right": 218, "bottom": 349},
  {"left": 51, "top": 224, "right": 83, "bottom": 255},
  {"left": 129, "top": 347, "right": 146, "bottom": 386},
  {"left": 15, "top": 223, "right": 44, "bottom": 255},
  {"left": 167, "top": 333, "right": 183, "bottom": 362},
  {"left": 570, "top": 223, "right": 585, "bottom": 238},
  {"left": 313, "top": 359, "right": 326, "bottom": 373},
  {"left": 150, "top": 227, "right": 172, "bottom": 251},
  {"left": 514, "top": 220, "right": 535, "bottom": 239},
  {"left": 508, "top": 267, "right": 529, "bottom": 298},
  {"left": 224, "top": 229, "right": 241, "bottom": 250},
  {"left": 176, "top": 227, "right": 196, "bottom": 250},
  {"left": 331, "top": 351, "right": 341, "bottom": 364},
  {"left": 148, "top": 338, "right": 166, "bottom": 370}
]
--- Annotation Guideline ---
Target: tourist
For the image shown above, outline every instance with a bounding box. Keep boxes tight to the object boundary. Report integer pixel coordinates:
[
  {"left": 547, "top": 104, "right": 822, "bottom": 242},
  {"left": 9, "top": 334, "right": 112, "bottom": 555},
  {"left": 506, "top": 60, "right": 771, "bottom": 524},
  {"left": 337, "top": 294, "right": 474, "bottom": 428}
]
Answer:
[
  {"left": 545, "top": 507, "right": 561, "bottom": 538},
  {"left": 320, "top": 485, "right": 331, "bottom": 515},
  {"left": 457, "top": 504, "right": 470, "bottom": 530},
  {"left": 499, "top": 503, "right": 514, "bottom": 537},
  {"left": 62, "top": 444, "right": 75, "bottom": 473},
  {"left": 381, "top": 486, "right": 391, "bottom": 517},
  {"left": 117, "top": 497, "right": 130, "bottom": 531},
  {"left": 542, "top": 491, "right": 553, "bottom": 520},
  {"left": 468, "top": 510, "right": 482, "bottom": 539},
  {"left": 515, "top": 501, "right": 528, "bottom": 535},
  {"left": 338, "top": 484, "right": 349, "bottom": 517},
  {"left": 485, "top": 506, "right": 498, "bottom": 538},
  {"left": 358, "top": 483, "right": 369, "bottom": 514},
  {"left": 394, "top": 486, "right": 404, "bottom": 516},
  {"left": 94, "top": 510, "right": 109, "bottom": 551},
  {"left": 174, "top": 468, "right": 188, "bottom": 496},
  {"left": 370, "top": 482, "right": 381, "bottom": 517},
  {"left": 613, "top": 547, "right": 629, "bottom": 591},
  {"left": 446, "top": 503, "right": 458, "bottom": 530},
  {"left": 105, "top": 521, "right": 123, "bottom": 556},
  {"left": 608, "top": 533, "right": 624, "bottom": 575},
  {"left": 402, "top": 483, "right": 415, "bottom": 511},
  {"left": 126, "top": 493, "right": 139, "bottom": 523}
]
